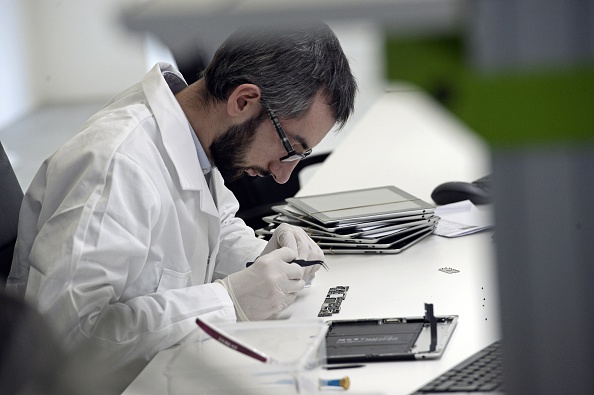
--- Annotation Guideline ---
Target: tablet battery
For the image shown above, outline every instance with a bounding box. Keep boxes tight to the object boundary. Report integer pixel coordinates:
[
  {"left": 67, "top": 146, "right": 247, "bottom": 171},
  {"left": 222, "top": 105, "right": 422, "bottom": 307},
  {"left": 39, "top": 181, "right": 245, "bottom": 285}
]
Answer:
[{"left": 326, "top": 319, "right": 423, "bottom": 362}]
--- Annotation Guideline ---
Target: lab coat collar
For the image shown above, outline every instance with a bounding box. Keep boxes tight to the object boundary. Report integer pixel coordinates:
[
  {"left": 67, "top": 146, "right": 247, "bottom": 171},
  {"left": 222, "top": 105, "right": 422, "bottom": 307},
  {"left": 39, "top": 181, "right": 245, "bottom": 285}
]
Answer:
[
  {"left": 141, "top": 63, "right": 218, "bottom": 217},
  {"left": 141, "top": 63, "right": 204, "bottom": 191}
]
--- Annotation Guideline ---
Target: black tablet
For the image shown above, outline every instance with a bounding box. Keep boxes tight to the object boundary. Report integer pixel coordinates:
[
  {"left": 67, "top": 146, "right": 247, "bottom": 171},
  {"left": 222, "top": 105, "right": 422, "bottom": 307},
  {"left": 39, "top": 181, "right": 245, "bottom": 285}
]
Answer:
[{"left": 325, "top": 305, "right": 457, "bottom": 363}]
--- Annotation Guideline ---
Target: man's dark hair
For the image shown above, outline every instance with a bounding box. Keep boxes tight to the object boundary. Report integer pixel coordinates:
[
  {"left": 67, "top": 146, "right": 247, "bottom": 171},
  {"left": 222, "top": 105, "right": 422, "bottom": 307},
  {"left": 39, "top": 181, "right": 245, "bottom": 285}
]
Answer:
[{"left": 201, "top": 23, "right": 357, "bottom": 129}]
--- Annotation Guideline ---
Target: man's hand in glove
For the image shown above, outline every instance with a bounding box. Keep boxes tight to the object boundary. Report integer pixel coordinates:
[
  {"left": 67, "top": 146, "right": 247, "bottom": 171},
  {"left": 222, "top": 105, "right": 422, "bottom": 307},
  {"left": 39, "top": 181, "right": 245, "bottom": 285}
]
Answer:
[
  {"left": 260, "top": 223, "right": 324, "bottom": 283},
  {"left": 220, "top": 247, "right": 306, "bottom": 321}
]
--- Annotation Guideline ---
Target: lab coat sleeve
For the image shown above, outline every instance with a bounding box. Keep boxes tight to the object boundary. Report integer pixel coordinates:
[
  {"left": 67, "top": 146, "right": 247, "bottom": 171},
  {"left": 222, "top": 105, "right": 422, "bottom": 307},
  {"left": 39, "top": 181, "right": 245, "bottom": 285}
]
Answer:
[
  {"left": 24, "top": 152, "right": 236, "bottom": 370},
  {"left": 211, "top": 171, "right": 267, "bottom": 279}
]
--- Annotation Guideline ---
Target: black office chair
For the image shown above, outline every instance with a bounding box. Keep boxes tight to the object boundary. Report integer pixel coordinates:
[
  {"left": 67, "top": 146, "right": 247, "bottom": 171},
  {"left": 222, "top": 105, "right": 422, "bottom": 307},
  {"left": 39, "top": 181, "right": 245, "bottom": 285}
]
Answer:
[{"left": 0, "top": 141, "right": 23, "bottom": 285}]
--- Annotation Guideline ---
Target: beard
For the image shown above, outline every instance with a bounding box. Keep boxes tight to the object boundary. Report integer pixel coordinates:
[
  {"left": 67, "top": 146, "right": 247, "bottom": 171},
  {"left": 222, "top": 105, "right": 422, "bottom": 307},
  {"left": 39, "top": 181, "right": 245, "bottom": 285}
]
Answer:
[{"left": 210, "top": 111, "right": 268, "bottom": 182}]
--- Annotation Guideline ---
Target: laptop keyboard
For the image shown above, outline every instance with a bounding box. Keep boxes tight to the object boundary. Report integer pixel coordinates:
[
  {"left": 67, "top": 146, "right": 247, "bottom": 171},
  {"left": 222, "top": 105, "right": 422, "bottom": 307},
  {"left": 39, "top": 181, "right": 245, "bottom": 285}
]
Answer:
[{"left": 412, "top": 340, "right": 504, "bottom": 393}]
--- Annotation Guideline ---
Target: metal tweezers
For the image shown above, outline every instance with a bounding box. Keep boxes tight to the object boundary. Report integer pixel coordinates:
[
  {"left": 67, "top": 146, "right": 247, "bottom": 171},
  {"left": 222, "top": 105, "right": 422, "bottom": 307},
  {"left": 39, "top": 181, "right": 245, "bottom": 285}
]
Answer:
[{"left": 246, "top": 259, "right": 329, "bottom": 271}]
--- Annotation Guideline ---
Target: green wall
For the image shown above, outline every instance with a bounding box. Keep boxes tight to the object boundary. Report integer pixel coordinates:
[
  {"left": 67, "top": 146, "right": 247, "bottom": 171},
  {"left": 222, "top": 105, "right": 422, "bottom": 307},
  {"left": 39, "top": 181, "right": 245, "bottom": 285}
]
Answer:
[{"left": 385, "top": 35, "right": 594, "bottom": 147}]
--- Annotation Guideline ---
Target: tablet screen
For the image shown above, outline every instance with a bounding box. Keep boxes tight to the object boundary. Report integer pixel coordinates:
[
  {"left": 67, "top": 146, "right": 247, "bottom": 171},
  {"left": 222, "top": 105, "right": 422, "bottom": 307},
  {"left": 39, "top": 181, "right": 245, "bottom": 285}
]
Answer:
[{"left": 287, "top": 186, "right": 434, "bottom": 224}]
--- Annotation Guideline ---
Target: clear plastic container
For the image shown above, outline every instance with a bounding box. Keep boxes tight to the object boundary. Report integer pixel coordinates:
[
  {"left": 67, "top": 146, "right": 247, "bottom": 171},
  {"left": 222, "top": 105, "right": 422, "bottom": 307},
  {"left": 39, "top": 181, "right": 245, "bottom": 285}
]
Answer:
[{"left": 164, "top": 319, "right": 328, "bottom": 394}]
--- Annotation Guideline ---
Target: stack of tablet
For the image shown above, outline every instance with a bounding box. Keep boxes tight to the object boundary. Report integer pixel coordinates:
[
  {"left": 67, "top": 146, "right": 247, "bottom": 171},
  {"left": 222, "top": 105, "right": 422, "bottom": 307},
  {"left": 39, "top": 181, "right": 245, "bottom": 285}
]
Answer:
[{"left": 255, "top": 186, "right": 438, "bottom": 254}]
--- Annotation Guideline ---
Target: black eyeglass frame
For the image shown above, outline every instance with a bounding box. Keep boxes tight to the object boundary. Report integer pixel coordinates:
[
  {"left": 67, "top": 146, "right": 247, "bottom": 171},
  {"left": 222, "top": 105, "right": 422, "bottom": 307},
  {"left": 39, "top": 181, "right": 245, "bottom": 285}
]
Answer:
[{"left": 262, "top": 102, "right": 313, "bottom": 163}]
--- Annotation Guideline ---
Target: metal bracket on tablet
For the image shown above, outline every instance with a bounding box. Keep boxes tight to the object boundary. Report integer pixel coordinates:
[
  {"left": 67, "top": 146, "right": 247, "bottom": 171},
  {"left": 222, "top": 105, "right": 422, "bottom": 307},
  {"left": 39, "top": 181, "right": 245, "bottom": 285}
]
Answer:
[{"left": 424, "top": 303, "right": 438, "bottom": 352}]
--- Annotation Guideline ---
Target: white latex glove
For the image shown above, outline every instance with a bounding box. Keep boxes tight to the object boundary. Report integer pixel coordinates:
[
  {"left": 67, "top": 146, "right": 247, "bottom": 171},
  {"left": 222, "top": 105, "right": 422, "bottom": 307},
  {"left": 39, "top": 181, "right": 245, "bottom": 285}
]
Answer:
[
  {"left": 220, "top": 247, "right": 306, "bottom": 321},
  {"left": 260, "top": 223, "right": 324, "bottom": 283}
]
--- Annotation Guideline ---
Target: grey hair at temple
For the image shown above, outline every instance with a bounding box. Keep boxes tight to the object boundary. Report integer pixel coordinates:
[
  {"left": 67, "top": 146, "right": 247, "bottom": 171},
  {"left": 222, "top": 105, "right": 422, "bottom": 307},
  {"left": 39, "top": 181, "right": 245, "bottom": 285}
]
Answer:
[{"left": 201, "top": 22, "right": 358, "bottom": 130}]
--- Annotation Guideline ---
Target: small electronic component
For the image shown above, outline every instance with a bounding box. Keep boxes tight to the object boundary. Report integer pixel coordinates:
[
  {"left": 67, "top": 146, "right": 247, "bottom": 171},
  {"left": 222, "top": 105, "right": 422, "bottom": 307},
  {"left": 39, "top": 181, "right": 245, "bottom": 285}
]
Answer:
[
  {"left": 318, "top": 286, "right": 349, "bottom": 317},
  {"left": 439, "top": 267, "right": 460, "bottom": 274}
]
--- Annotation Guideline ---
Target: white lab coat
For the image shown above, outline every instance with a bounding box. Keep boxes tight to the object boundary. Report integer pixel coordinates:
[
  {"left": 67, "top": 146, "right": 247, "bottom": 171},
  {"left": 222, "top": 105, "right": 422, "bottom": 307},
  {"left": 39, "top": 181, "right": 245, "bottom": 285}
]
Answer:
[{"left": 7, "top": 63, "right": 266, "bottom": 390}]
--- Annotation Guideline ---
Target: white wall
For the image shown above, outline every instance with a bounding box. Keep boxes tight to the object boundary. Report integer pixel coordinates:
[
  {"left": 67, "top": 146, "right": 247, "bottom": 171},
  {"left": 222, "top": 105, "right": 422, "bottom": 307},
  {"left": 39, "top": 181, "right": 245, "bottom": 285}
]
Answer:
[
  {"left": 0, "top": 0, "right": 153, "bottom": 130},
  {"left": 31, "top": 0, "right": 147, "bottom": 103},
  {"left": 0, "top": 0, "right": 37, "bottom": 130},
  {"left": 316, "top": 20, "right": 386, "bottom": 155}
]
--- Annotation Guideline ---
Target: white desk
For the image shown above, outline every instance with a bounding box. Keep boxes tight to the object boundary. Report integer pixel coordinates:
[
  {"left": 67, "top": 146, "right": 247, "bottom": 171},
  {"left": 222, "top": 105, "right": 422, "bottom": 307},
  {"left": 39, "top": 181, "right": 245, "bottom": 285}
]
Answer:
[{"left": 123, "top": 86, "right": 498, "bottom": 395}]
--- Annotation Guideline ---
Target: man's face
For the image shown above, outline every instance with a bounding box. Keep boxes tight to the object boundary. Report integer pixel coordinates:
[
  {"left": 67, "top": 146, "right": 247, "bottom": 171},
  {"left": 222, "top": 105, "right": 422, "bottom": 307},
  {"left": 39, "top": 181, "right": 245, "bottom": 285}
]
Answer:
[{"left": 211, "top": 91, "right": 336, "bottom": 184}]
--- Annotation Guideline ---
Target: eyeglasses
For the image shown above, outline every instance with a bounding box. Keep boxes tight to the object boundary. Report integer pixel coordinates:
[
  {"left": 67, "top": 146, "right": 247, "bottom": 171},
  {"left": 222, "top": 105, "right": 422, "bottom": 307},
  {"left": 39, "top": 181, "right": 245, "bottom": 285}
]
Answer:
[{"left": 262, "top": 103, "right": 312, "bottom": 163}]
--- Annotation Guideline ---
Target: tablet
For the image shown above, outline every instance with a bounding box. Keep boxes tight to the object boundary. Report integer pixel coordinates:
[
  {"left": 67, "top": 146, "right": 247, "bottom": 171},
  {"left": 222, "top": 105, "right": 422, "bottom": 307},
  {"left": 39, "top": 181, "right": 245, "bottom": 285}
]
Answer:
[
  {"left": 272, "top": 205, "right": 435, "bottom": 233},
  {"left": 322, "top": 227, "right": 434, "bottom": 255},
  {"left": 314, "top": 223, "right": 435, "bottom": 248},
  {"left": 255, "top": 224, "right": 353, "bottom": 239},
  {"left": 312, "top": 217, "right": 438, "bottom": 244},
  {"left": 326, "top": 307, "right": 458, "bottom": 363},
  {"left": 262, "top": 213, "right": 351, "bottom": 236},
  {"left": 286, "top": 186, "right": 435, "bottom": 226},
  {"left": 262, "top": 214, "right": 439, "bottom": 243}
]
